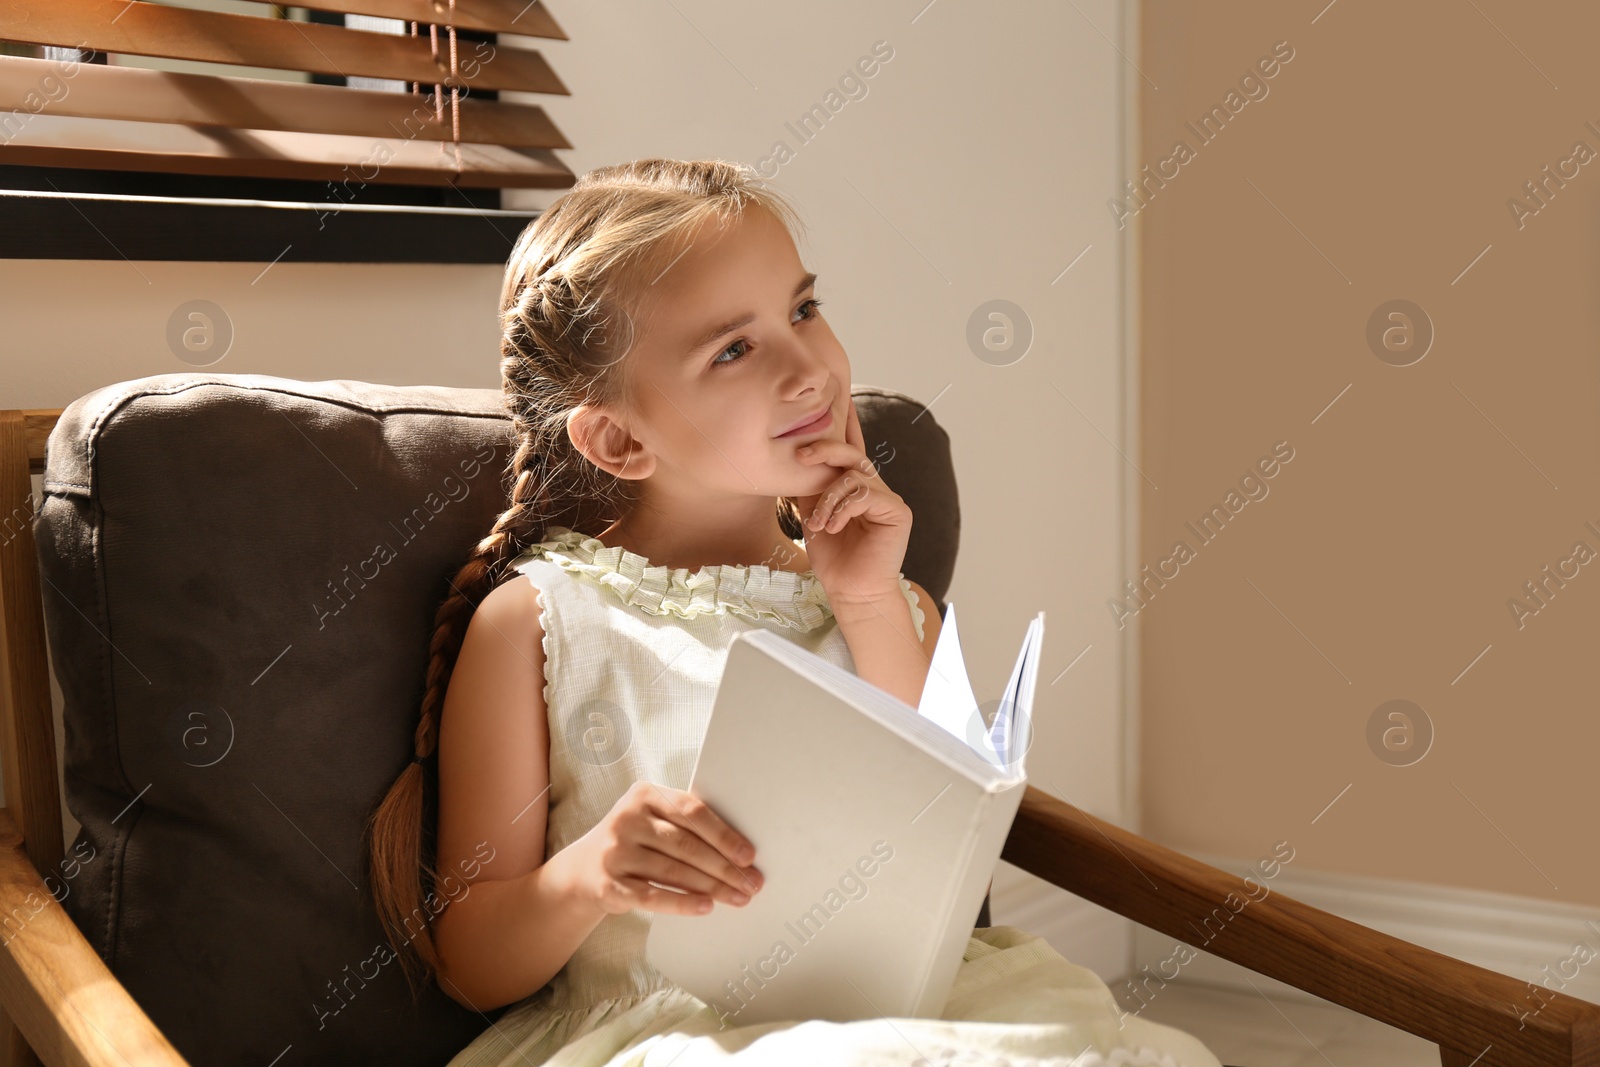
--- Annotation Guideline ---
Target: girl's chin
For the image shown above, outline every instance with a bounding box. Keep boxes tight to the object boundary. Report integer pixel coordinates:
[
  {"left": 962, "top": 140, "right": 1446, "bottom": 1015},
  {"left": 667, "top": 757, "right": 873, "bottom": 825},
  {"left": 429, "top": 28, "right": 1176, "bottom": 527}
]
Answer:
[{"left": 786, "top": 463, "right": 839, "bottom": 490}]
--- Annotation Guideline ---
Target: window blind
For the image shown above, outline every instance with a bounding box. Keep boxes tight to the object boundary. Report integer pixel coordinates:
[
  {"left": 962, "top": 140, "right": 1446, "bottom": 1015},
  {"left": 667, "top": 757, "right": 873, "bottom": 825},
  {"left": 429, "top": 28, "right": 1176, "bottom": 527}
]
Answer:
[{"left": 0, "top": 1, "right": 575, "bottom": 191}]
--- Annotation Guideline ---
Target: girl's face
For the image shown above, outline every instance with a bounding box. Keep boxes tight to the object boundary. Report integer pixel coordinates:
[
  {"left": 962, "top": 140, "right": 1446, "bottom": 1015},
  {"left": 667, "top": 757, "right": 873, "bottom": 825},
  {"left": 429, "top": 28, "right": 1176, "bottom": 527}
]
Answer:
[{"left": 601, "top": 206, "right": 850, "bottom": 502}]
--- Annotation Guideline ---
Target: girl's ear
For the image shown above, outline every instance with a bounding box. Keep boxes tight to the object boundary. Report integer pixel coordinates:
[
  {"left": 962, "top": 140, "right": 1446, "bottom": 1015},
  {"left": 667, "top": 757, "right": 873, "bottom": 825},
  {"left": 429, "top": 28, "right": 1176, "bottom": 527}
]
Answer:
[{"left": 566, "top": 404, "right": 656, "bottom": 481}]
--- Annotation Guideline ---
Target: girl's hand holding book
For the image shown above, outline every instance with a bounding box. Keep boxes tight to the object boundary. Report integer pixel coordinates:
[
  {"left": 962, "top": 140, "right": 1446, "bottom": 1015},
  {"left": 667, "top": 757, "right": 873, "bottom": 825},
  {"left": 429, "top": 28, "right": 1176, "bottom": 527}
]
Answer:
[
  {"left": 567, "top": 780, "right": 764, "bottom": 917},
  {"left": 793, "top": 396, "right": 913, "bottom": 614}
]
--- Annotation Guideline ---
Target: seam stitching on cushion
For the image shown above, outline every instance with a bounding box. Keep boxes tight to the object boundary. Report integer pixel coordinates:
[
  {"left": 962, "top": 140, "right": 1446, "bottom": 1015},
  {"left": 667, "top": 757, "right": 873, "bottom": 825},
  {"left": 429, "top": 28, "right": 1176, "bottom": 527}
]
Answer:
[
  {"left": 43, "top": 376, "right": 511, "bottom": 496},
  {"left": 91, "top": 487, "right": 131, "bottom": 963}
]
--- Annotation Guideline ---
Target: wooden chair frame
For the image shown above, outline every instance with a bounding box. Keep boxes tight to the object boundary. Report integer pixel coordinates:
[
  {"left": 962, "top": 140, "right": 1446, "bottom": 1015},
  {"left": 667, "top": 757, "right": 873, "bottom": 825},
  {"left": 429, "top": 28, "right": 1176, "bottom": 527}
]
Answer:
[{"left": 0, "top": 406, "right": 1596, "bottom": 1067}]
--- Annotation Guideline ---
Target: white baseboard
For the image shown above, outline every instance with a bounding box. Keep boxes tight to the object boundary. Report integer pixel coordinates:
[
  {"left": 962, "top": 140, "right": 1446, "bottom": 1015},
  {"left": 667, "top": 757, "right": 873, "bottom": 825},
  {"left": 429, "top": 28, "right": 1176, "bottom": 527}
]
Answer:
[{"left": 994, "top": 851, "right": 1600, "bottom": 1014}]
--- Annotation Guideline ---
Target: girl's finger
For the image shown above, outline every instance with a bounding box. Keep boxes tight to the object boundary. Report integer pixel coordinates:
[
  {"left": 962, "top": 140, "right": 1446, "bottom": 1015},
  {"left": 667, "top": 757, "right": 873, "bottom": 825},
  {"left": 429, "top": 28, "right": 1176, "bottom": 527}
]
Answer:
[
  {"left": 614, "top": 875, "right": 717, "bottom": 915},
  {"left": 631, "top": 847, "right": 755, "bottom": 906},
  {"left": 644, "top": 814, "right": 759, "bottom": 892},
  {"left": 808, "top": 471, "right": 873, "bottom": 530},
  {"left": 807, "top": 477, "right": 846, "bottom": 529},
  {"left": 825, "top": 489, "right": 871, "bottom": 533},
  {"left": 797, "top": 437, "right": 878, "bottom": 482},
  {"left": 644, "top": 789, "right": 761, "bottom": 893},
  {"left": 844, "top": 395, "right": 864, "bottom": 450},
  {"left": 645, "top": 784, "right": 755, "bottom": 859},
  {"left": 816, "top": 480, "right": 881, "bottom": 534}
]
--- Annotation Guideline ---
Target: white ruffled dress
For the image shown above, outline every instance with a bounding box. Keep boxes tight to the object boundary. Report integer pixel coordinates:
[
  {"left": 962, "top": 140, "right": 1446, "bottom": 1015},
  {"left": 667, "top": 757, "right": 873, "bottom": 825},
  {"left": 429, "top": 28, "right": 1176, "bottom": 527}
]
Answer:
[{"left": 444, "top": 526, "right": 1224, "bottom": 1067}]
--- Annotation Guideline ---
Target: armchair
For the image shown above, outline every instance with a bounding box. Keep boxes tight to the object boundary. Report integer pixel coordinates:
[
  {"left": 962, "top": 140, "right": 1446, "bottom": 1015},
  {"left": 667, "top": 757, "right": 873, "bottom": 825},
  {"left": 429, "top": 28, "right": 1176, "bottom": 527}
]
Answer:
[{"left": 0, "top": 373, "right": 1594, "bottom": 1067}]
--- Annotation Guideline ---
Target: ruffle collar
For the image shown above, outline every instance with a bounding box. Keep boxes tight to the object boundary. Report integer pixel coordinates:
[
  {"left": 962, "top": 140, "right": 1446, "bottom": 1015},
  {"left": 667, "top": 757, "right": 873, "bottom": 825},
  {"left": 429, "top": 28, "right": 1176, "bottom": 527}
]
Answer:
[{"left": 510, "top": 525, "right": 836, "bottom": 632}]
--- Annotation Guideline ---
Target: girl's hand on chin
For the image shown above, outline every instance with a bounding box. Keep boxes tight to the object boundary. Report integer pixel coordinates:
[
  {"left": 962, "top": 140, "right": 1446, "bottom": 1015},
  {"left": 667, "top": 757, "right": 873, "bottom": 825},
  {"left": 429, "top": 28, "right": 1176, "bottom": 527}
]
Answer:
[{"left": 792, "top": 396, "right": 912, "bottom": 614}]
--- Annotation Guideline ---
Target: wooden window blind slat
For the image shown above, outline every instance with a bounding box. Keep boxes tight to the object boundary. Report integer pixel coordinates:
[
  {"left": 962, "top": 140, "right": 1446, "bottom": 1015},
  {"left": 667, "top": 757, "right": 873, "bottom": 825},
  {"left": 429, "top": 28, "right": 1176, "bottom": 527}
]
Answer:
[
  {"left": 1, "top": 113, "right": 572, "bottom": 189},
  {"left": 0, "top": 1, "right": 571, "bottom": 95},
  {"left": 1, "top": 0, "right": 578, "bottom": 236},
  {"left": 0, "top": 55, "right": 570, "bottom": 149},
  {"left": 291, "top": 1, "right": 566, "bottom": 39}
]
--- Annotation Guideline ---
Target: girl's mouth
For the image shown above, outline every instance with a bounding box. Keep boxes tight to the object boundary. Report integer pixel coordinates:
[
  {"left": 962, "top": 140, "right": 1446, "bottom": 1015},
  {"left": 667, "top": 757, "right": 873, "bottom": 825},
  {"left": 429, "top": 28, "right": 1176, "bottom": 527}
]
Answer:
[{"left": 776, "top": 406, "right": 833, "bottom": 439}]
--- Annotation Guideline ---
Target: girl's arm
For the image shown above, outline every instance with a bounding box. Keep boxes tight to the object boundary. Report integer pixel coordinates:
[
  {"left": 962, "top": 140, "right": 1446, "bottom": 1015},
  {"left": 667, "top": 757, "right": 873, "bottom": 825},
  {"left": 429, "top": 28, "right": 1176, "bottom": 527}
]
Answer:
[
  {"left": 794, "top": 399, "right": 938, "bottom": 708},
  {"left": 431, "top": 577, "right": 608, "bottom": 1011},
  {"left": 831, "top": 578, "right": 941, "bottom": 707},
  {"left": 834, "top": 587, "right": 996, "bottom": 918}
]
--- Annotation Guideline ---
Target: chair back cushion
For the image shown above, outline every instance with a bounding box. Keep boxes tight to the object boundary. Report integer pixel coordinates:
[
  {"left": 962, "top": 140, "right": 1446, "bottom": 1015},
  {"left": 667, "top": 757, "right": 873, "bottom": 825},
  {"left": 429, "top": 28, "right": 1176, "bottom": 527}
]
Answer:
[{"left": 32, "top": 372, "right": 958, "bottom": 1065}]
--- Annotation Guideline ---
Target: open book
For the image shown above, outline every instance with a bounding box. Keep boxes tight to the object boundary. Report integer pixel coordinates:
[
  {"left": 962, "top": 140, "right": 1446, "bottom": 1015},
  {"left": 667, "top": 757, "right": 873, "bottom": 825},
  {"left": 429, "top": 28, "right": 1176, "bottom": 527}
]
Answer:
[{"left": 645, "top": 602, "right": 1044, "bottom": 1027}]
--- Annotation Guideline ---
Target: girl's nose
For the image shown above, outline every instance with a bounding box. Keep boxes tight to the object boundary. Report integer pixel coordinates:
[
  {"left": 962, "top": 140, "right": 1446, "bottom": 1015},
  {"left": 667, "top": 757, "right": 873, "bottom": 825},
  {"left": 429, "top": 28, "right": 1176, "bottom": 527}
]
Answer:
[{"left": 776, "top": 340, "right": 830, "bottom": 395}]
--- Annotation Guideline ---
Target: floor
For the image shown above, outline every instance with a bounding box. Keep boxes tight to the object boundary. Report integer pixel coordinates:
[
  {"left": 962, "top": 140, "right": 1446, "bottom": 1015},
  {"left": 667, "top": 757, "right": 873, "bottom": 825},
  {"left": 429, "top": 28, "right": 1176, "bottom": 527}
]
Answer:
[{"left": 1118, "top": 980, "right": 1442, "bottom": 1067}]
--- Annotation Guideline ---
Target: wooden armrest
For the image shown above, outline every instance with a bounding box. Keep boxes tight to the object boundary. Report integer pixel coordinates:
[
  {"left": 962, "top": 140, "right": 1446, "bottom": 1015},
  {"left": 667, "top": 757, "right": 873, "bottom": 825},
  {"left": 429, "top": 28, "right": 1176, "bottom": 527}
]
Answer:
[
  {"left": 0, "top": 810, "right": 188, "bottom": 1067},
  {"left": 1001, "top": 785, "right": 1600, "bottom": 1067}
]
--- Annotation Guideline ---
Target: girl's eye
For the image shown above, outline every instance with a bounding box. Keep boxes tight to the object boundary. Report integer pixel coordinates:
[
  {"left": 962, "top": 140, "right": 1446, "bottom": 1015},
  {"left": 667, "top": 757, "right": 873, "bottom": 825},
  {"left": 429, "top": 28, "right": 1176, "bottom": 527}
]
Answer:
[{"left": 710, "top": 298, "right": 825, "bottom": 368}]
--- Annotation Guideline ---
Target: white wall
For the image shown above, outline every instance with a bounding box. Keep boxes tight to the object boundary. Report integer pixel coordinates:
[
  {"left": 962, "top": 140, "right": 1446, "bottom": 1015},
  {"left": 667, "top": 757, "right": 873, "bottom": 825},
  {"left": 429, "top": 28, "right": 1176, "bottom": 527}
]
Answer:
[{"left": 3, "top": 0, "right": 1140, "bottom": 979}]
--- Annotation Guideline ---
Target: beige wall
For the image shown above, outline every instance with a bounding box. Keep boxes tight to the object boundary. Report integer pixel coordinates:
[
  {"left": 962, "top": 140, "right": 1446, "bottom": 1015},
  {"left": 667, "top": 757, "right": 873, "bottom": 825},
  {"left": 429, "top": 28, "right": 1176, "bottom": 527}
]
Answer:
[{"left": 1137, "top": 1, "right": 1596, "bottom": 907}]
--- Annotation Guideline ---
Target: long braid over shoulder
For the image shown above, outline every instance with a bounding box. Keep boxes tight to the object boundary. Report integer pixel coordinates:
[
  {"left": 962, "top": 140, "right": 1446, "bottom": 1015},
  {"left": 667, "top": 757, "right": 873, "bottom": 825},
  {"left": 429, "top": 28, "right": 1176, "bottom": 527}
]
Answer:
[{"left": 364, "top": 158, "right": 810, "bottom": 1004}]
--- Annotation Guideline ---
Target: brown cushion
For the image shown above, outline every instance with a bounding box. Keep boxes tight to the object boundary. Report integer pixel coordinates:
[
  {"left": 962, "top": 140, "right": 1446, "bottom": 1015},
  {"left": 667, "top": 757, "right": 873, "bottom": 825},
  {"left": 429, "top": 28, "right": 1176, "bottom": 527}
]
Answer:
[{"left": 32, "top": 372, "right": 961, "bottom": 1065}]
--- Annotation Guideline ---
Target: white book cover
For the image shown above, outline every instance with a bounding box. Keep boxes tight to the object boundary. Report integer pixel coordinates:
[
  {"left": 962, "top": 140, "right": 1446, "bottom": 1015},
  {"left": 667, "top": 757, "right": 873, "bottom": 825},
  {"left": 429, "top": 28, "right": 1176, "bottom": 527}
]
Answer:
[{"left": 645, "top": 603, "right": 1044, "bottom": 1028}]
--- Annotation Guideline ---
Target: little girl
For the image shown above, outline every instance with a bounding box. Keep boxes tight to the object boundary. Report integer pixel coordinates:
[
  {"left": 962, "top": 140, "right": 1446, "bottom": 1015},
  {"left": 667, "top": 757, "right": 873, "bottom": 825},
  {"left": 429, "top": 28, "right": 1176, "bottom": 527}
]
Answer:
[{"left": 366, "top": 158, "right": 1225, "bottom": 1067}]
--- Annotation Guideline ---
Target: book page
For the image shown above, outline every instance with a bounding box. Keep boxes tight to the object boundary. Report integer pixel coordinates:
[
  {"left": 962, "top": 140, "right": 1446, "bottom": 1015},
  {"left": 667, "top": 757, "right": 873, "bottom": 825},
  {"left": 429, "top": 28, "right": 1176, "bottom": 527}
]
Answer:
[
  {"left": 914, "top": 602, "right": 980, "bottom": 748},
  {"left": 988, "top": 612, "right": 1044, "bottom": 773}
]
